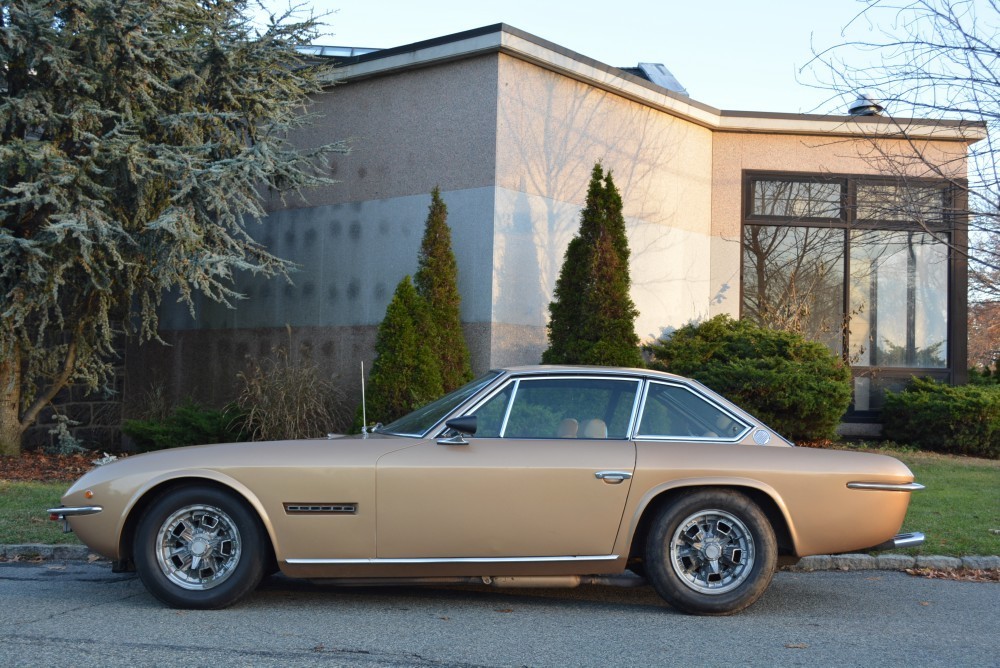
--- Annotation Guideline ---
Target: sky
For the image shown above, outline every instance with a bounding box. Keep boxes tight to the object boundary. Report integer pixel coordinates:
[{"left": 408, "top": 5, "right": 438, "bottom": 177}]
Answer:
[{"left": 257, "top": 0, "right": 889, "bottom": 114}]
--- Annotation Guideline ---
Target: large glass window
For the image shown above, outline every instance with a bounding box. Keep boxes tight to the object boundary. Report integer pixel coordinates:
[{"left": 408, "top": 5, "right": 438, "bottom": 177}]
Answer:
[
  {"left": 742, "top": 226, "right": 845, "bottom": 353},
  {"left": 750, "top": 180, "right": 842, "bottom": 219},
  {"left": 741, "top": 174, "right": 962, "bottom": 416},
  {"left": 849, "top": 231, "right": 949, "bottom": 368},
  {"left": 856, "top": 183, "right": 946, "bottom": 223}
]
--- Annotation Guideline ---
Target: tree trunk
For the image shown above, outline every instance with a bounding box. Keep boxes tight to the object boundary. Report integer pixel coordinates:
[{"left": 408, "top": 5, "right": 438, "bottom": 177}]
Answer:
[{"left": 0, "top": 343, "right": 24, "bottom": 457}]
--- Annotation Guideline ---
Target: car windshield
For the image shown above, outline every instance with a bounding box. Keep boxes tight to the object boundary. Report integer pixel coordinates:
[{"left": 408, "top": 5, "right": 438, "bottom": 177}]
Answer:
[{"left": 376, "top": 372, "right": 502, "bottom": 437}]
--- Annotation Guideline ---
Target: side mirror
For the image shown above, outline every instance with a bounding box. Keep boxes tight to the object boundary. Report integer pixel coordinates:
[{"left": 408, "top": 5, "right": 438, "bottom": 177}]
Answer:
[
  {"left": 445, "top": 416, "right": 477, "bottom": 435},
  {"left": 437, "top": 416, "right": 477, "bottom": 445}
]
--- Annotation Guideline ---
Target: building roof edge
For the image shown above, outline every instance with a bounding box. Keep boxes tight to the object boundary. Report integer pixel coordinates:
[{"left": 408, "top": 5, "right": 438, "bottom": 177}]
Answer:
[{"left": 320, "top": 24, "right": 986, "bottom": 143}]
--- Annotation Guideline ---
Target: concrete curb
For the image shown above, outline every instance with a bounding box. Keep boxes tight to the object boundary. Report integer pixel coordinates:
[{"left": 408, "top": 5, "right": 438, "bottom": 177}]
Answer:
[
  {"left": 1, "top": 544, "right": 101, "bottom": 561},
  {"left": 2, "top": 544, "right": 999, "bottom": 572},
  {"left": 784, "top": 553, "right": 1000, "bottom": 572}
]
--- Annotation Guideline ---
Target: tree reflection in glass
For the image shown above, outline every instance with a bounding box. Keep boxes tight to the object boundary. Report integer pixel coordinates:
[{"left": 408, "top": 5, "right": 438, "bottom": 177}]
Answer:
[
  {"left": 849, "top": 231, "right": 948, "bottom": 368},
  {"left": 742, "top": 226, "right": 845, "bottom": 353}
]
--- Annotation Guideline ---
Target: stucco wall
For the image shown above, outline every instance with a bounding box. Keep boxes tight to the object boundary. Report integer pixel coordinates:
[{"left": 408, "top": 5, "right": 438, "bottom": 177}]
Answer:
[
  {"left": 493, "top": 55, "right": 715, "bottom": 359},
  {"left": 145, "top": 186, "right": 499, "bottom": 412},
  {"left": 709, "top": 132, "right": 971, "bottom": 318},
  {"left": 271, "top": 55, "right": 500, "bottom": 207},
  {"left": 124, "top": 323, "right": 493, "bottom": 414},
  {"left": 162, "top": 188, "right": 497, "bottom": 331},
  {"left": 141, "top": 57, "right": 506, "bottom": 412}
]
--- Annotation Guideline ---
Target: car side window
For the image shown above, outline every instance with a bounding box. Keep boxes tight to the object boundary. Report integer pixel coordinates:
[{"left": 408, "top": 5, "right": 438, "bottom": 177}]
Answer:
[
  {"left": 637, "top": 382, "right": 748, "bottom": 440},
  {"left": 470, "top": 384, "right": 514, "bottom": 437},
  {"left": 499, "top": 377, "right": 639, "bottom": 439}
]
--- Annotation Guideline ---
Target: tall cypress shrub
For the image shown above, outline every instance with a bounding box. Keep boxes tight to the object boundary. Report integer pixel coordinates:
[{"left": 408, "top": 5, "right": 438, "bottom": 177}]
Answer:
[
  {"left": 543, "top": 163, "right": 642, "bottom": 367},
  {"left": 363, "top": 276, "right": 443, "bottom": 425},
  {"left": 415, "top": 187, "right": 473, "bottom": 391}
]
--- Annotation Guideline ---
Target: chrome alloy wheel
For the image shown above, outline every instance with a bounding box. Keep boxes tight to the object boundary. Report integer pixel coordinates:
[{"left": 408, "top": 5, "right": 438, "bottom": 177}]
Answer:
[
  {"left": 154, "top": 504, "right": 242, "bottom": 591},
  {"left": 669, "top": 509, "right": 755, "bottom": 595}
]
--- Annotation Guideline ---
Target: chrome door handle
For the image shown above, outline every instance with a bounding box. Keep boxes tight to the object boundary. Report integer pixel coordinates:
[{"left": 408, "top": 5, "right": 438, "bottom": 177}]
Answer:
[{"left": 594, "top": 471, "right": 633, "bottom": 484}]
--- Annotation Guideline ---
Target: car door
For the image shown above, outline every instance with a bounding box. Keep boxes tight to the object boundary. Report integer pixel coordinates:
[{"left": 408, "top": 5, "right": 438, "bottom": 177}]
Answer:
[{"left": 375, "top": 375, "right": 640, "bottom": 559}]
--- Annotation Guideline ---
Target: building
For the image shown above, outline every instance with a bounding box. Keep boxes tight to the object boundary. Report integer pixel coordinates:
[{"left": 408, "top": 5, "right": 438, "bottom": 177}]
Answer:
[{"left": 125, "top": 24, "right": 984, "bottom": 430}]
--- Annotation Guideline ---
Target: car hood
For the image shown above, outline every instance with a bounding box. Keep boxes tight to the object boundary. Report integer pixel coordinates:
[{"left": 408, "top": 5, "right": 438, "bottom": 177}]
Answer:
[{"left": 62, "top": 434, "right": 414, "bottom": 499}]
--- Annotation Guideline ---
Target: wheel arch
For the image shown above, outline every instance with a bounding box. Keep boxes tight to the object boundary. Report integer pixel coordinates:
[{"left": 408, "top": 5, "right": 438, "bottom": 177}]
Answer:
[
  {"left": 625, "top": 481, "right": 797, "bottom": 567},
  {"left": 116, "top": 472, "right": 278, "bottom": 571}
]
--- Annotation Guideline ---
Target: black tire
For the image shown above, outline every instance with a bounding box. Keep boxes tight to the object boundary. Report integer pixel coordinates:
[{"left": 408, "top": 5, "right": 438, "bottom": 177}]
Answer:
[
  {"left": 644, "top": 489, "right": 777, "bottom": 615},
  {"left": 133, "top": 485, "right": 267, "bottom": 609}
]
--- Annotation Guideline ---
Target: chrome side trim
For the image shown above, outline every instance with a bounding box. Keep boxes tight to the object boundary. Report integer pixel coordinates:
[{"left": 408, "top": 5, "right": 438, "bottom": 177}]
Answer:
[
  {"left": 286, "top": 554, "right": 620, "bottom": 565},
  {"left": 47, "top": 505, "right": 103, "bottom": 518},
  {"left": 847, "top": 482, "right": 926, "bottom": 492}
]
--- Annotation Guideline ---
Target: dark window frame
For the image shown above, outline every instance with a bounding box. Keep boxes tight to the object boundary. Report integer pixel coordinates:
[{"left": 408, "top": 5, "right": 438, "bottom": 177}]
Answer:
[{"left": 741, "top": 170, "right": 968, "bottom": 421}]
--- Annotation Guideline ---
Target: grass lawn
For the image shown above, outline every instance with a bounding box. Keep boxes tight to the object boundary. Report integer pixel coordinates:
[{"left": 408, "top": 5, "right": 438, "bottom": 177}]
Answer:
[
  {"left": 1, "top": 447, "right": 998, "bottom": 557},
  {"left": 847, "top": 446, "right": 1000, "bottom": 557},
  {"left": 0, "top": 481, "right": 81, "bottom": 545}
]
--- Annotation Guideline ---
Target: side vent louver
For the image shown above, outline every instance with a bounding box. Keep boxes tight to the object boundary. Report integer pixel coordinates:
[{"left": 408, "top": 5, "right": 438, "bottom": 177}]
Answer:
[{"left": 284, "top": 503, "right": 357, "bottom": 515}]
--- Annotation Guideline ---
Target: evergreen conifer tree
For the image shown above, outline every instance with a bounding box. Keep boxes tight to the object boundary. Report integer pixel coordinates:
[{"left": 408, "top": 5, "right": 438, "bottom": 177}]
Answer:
[
  {"left": 0, "top": 0, "right": 346, "bottom": 454},
  {"left": 363, "top": 276, "right": 443, "bottom": 426},
  {"left": 415, "top": 187, "right": 473, "bottom": 392},
  {"left": 542, "top": 163, "right": 642, "bottom": 367}
]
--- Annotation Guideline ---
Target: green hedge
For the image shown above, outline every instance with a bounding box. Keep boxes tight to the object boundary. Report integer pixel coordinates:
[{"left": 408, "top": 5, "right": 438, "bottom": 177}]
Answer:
[
  {"left": 123, "top": 401, "right": 245, "bottom": 452},
  {"left": 882, "top": 377, "right": 1000, "bottom": 459},
  {"left": 645, "top": 315, "right": 852, "bottom": 441}
]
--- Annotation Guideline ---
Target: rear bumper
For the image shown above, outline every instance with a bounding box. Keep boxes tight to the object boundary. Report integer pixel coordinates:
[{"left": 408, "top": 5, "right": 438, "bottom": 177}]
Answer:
[
  {"left": 868, "top": 532, "right": 925, "bottom": 551},
  {"left": 847, "top": 482, "right": 926, "bottom": 492}
]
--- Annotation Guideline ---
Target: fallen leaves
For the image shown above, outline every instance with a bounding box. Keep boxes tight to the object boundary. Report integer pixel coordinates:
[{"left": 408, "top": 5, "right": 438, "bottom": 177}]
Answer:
[
  {"left": 0, "top": 452, "right": 103, "bottom": 482},
  {"left": 905, "top": 568, "right": 1000, "bottom": 582},
  {"left": 3, "top": 552, "right": 44, "bottom": 564}
]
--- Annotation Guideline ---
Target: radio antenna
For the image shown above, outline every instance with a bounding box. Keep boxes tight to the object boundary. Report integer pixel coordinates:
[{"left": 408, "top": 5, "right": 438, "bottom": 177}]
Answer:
[{"left": 361, "top": 360, "right": 367, "bottom": 434}]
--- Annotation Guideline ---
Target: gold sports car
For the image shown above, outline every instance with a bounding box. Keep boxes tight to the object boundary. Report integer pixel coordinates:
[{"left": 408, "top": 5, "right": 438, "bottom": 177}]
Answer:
[{"left": 49, "top": 365, "right": 924, "bottom": 615}]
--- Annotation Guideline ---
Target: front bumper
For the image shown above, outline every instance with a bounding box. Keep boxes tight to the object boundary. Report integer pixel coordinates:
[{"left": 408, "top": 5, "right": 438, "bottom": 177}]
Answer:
[{"left": 47, "top": 505, "right": 103, "bottom": 533}]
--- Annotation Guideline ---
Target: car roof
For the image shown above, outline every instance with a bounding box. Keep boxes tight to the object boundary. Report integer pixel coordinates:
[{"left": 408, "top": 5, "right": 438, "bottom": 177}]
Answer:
[{"left": 493, "top": 365, "right": 690, "bottom": 383}]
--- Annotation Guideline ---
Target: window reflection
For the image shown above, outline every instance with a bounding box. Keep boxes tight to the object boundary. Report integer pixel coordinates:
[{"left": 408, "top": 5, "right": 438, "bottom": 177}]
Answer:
[
  {"left": 849, "top": 231, "right": 948, "bottom": 368},
  {"left": 751, "top": 180, "right": 842, "bottom": 219},
  {"left": 856, "top": 184, "right": 946, "bottom": 224},
  {"left": 742, "top": 226, "right": 845, "bottom": 353}
]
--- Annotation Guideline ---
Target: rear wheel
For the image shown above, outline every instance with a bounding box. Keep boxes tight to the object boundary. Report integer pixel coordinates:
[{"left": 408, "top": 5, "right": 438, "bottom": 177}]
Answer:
[
  {"left": 134, "top": 485, "right": 267, "bottom": 609},
  {"left": 645, "top": 489, "right": 776, "bottom": 615}
]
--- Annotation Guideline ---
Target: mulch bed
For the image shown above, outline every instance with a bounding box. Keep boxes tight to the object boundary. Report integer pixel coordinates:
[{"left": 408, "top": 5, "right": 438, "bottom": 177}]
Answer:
[{"left": 0, "top": 451, "right": 113, "bottom": 482}]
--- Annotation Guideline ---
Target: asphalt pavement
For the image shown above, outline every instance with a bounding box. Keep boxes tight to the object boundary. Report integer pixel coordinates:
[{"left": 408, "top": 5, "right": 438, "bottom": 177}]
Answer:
[{"left": 0, "top": 560, "right": 995, "bottom": 667}]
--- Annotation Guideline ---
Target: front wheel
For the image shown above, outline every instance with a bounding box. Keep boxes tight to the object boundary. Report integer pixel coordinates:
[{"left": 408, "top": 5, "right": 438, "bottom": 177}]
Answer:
[
  {"left": 645, "top": 489, "right": 777, "bottom": 615},
  {"left": 134, "top": 485, "right": 267, "bottom": 609}
]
